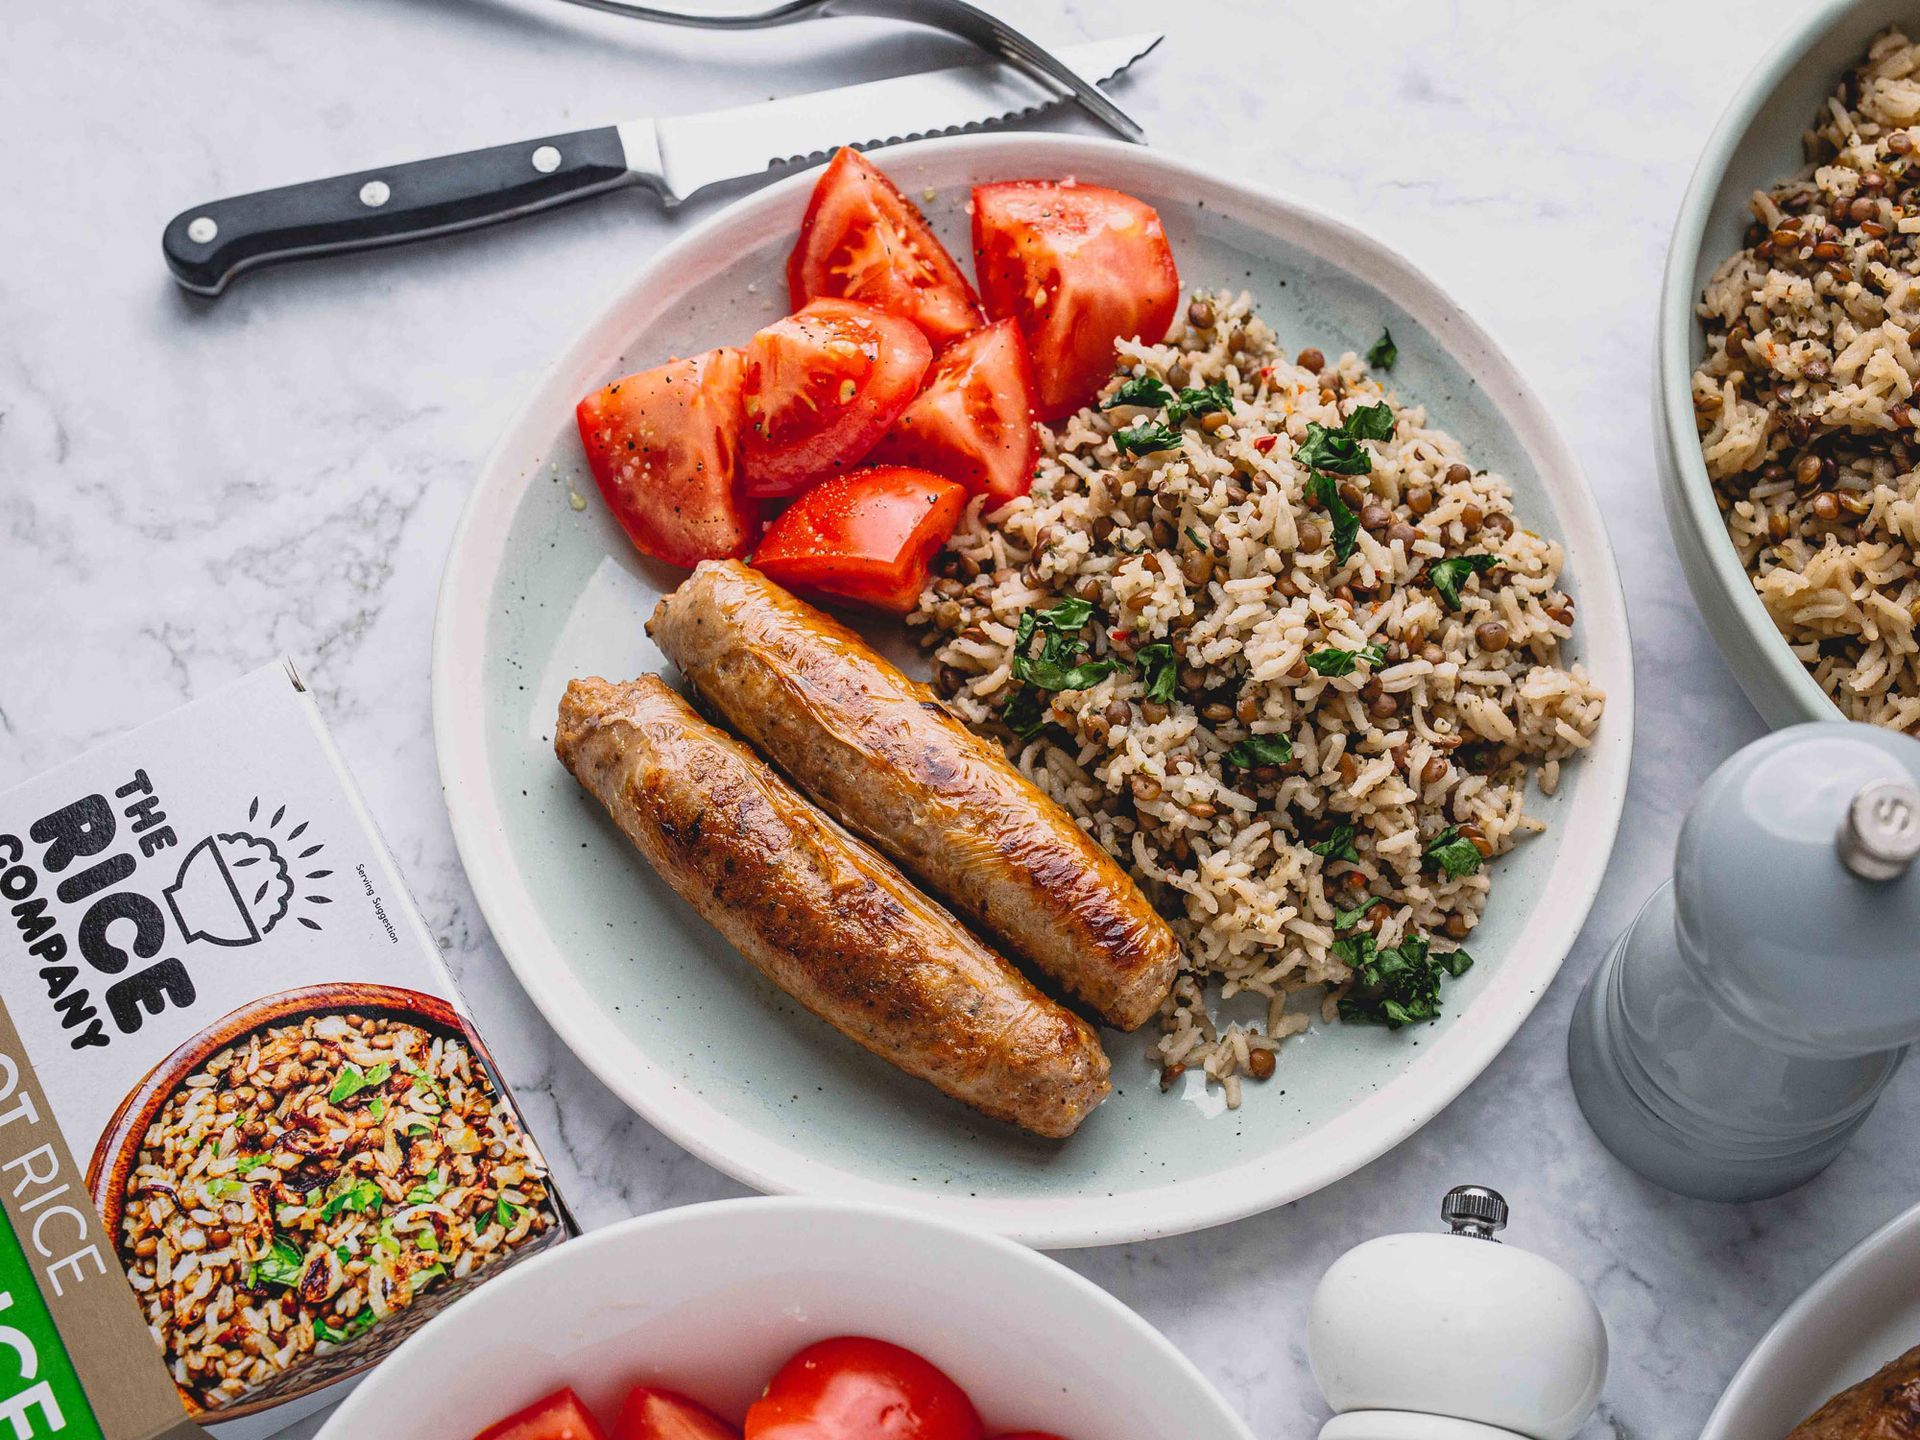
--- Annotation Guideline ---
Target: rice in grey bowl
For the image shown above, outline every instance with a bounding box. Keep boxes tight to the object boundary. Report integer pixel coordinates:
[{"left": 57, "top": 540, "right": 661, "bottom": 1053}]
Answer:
[
  {"left": 1693, "top": 27, "right": 1920, "bottom": 731},
  {"left": 913, "top": 290, "right": 1603, "bottom": 1106}
]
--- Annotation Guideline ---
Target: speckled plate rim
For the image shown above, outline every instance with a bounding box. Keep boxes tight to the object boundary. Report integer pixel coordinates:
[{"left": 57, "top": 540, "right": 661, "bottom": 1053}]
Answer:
[
  {"left": 1654, "top": 0, "right": 1877, "bottom": 728},
  {"left": 1699, "top": 1195, "right": 1920, "bottom": 1438},
  {"left": 431, "top": 132, "right": 1634, "bottom": 1248}
]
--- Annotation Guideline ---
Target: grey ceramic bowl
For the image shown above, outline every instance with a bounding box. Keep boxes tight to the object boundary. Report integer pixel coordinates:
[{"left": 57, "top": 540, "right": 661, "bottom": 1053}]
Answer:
[{"left": 1656, "top": 0, "right": 1913, "bottom": 727}]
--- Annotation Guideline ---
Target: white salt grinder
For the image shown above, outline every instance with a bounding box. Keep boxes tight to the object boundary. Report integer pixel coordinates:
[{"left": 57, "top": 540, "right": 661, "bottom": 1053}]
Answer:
[{"left": 1307, "top": 1186, "right": 1607, "bottom": 1440}]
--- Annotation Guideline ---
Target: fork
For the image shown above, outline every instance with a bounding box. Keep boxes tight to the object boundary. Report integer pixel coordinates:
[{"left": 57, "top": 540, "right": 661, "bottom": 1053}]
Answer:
[{"left": 542, "top": 0, "right": 1148, "bottom": 143}]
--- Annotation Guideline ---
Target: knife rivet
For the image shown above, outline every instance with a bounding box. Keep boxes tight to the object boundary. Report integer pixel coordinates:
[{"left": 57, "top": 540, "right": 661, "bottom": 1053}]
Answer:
[
  {"left": 359, "top": 180, "right": 392, "bottom": 208},
  {"left": 186, "top": 216, "right": 218, "bottom": 245},
  {"left": 531, "top": 145, "right": 562, "bottom": 174}
]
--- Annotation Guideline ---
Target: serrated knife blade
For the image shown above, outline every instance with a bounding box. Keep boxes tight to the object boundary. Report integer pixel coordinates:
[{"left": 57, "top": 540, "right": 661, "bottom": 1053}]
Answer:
[
  {"left": 630, "top": 32, "right": 1162, "bottom": 202},
  {"left": 163, "top": 34, "right": 1162, "bottom": 295}
]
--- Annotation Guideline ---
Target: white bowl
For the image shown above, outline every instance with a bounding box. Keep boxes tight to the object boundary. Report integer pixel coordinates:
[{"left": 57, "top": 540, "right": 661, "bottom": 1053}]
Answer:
[
  {"left": 1700, "top": 1195, "right": 1920, "bottom": 1439},
  {"left": 313, "top": 1198, "right": 1256, "bottom": 1440},
  {"left": 432, "top": 131, "right": 1634, "bottom": 1247}
]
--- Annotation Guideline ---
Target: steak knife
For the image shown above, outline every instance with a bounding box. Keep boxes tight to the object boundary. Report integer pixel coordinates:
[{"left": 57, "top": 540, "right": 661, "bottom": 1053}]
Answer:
[{"left": 162, "top": 33, "right": 1161, "bottom": 296}]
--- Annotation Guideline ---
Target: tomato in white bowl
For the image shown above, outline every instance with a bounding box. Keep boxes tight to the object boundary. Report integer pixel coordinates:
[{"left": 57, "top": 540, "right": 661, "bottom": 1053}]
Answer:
[{"left": 312, "top": 1199, "right": 1254, "bottom": 1440}]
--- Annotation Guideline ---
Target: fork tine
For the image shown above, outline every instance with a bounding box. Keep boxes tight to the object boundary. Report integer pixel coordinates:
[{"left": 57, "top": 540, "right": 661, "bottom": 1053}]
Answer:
[
  {"left": 827, "top": 0, "right": 1149, "bottom": 143},
  {"left": 541, "top": 0, "right": 816, "bottom": 29},
  {"left": 541, "top": 0, "right": 1151, "bottom": 143},
  {"left": 983, "top": 17, "right": 1146, "bottom": 142},
  {"left": 970, "top": 12, "right": 1147, "bottom": 142}
]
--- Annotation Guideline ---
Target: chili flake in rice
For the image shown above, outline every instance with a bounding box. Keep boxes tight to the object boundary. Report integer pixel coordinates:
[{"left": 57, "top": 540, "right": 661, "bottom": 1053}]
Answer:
[
  {"left": 118, "top": 1010, "right": 557, "bottom": 1411},
  {"left": 912, "top": 290, "right": 1602, "bottom": 1104}
]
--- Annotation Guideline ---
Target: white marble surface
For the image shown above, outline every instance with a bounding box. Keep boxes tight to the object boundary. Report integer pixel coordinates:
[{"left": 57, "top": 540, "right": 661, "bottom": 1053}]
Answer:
[{"left": 3, "top": 0, "right": 1914, "bottom": 1434}]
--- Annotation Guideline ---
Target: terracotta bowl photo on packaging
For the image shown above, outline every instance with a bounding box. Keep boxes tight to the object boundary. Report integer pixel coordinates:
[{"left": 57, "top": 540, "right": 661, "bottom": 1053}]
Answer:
[{"left": 87, "top": 983, "right": 568, "bottom": 1419}]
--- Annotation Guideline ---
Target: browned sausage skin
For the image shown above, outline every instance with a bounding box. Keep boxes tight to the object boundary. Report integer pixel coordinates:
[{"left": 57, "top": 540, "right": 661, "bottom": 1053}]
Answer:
[
  {"left": 555, "top": 675, "right": 1112, "bottom": 1139},
  {"left": 1788, "top": 1343, "right": 1920, "bottom": 1439},
  {"left": 648, "top": 560, "right": 1182, "bottom": 1032}
]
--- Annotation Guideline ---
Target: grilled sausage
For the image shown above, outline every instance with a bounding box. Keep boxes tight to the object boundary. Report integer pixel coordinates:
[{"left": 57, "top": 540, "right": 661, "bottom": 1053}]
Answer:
[
  {"left": 555, "top": 675, "right": 1111, "bottom": 1139},
  {"left": 1789, "top": 1343, "right": 1920, "bottom": 1440},
  {"left": 647, "top": 560, "right": 1182, "bottom": 1031}
]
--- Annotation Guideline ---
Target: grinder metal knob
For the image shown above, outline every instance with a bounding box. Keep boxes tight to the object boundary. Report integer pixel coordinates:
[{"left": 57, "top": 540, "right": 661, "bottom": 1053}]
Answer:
[
  {"left": 1441, "top": 1184, "right": 1508, "bottom": 1241},
  {"left": 1839, "top": 779, "right": 1920, "bottom": 882}
]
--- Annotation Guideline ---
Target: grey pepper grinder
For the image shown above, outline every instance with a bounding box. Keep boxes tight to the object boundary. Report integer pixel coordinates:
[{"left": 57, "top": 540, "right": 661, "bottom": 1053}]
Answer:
[{"left": 1568, "top": 722, "right": 1920, "bottom": 1202}]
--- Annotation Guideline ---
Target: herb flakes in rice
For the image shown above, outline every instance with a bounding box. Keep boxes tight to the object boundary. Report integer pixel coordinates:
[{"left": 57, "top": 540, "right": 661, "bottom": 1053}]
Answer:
[{"left": 912, "top": 288, "right": 1603, "bottom": 1105}]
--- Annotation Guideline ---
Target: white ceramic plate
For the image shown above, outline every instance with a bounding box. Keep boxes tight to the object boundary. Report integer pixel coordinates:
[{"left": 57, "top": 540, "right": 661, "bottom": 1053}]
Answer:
[
  {"left": 432, "top": 132, "right": 1633, "bottom": 1247},
  {"left": 312, "top": 1198, "right": 1257, "bottom": 1440},
  {"left": 1701, "top": 1197, "right": 1920, "bottom": 1438}
]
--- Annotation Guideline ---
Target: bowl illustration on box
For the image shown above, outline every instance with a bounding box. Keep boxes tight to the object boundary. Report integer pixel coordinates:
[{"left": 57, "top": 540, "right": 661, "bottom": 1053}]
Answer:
[
  {"left": 88, "top": 984, "right": 566, "bottom": 1419},
  {"left": 164, "top": 797, "right": 333, "bottom": 946}
]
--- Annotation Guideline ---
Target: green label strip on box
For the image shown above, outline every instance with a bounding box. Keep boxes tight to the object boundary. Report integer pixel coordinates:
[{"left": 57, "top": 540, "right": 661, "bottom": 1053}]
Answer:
[{"left": 0, "top": 1204, "right": 102, "bottom": 1440}]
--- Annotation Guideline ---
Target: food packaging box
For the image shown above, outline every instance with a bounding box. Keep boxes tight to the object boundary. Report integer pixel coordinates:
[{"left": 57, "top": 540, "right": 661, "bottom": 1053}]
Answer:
[{"left": 0, "top": 661, "right": 575, "bottom": 1439}]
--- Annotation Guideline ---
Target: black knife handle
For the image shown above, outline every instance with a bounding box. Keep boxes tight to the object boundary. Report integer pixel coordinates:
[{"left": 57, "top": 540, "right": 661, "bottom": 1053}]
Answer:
[{"left": 162, "top": 126, "right": 635, "bottom": 296}]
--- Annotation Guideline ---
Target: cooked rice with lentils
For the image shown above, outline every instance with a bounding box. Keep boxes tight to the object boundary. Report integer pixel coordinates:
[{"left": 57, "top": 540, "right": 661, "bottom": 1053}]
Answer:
[
  {"left": 1694, "top": 27, "right": 1920, "bottom": 731},
  {"left": 120, "top": 1011, "right": 557, "bottom": 1411},
  {"left": 914, "top": 290, "right": 1602, "bottom": 1104}
]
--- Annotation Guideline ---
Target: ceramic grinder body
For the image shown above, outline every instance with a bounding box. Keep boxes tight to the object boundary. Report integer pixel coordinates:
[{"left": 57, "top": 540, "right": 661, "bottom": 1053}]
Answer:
[
  {"left": 1307, "top": 1188, "right": 1607, "bottom": 1440},
  {"left": 1568, "top": 723, "right": 1920, "bottom": 1201}
]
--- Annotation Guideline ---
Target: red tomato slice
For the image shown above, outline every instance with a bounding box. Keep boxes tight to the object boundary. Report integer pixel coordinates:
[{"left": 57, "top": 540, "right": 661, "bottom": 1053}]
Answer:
[
  {"left": 871, "top": 319, "right": 1038, "bottom": 507},
  {"left": 474, "top": 1388, "right": 609, "bottom": 1440},
  {"left": 754, "top": 466, "right": 965, "bottom": 614},
  {"left": 612, "top": 1386, "right": 739, "bottom": 1440},
  {"left": 576, "top": 347, "right": 755, "bottom": 567},
  {"left": 744, "top": 1336, "right": 984, "bottom": 1440},
  {"left": 790, "top": 147, "right": 984, "bottom": 349},
  {"left": 742, "top": 298, "right": 933, "bottom": 498},
  {"left": 971, "top": 180, "right": 1179, "bottom": 421}
]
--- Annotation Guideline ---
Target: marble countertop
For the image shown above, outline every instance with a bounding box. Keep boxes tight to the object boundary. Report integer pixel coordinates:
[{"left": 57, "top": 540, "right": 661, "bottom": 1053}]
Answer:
[{"left": 4, "top": 0, "right": 1913, "bottom": 1434}]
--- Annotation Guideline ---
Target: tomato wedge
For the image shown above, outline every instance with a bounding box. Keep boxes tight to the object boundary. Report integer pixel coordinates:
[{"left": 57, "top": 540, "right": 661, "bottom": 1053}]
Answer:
[
  {"left": 790, "top": 147, "right": 983, "bottom": 349},
  {"left": 871, "top": 319, "right": 1038, "bottom": 507},
  {"left": 576, "top": 347, "right": 755, "bottom": 567},
  {"left": 744, "top": 1336, "right": 983, "bottom": 1440},
  {"left": 742, "top": 298, "right": 933, "bottom": 498},
  {"left": 971, "top": 180, "right": 1180, "bottom": 421},
  {"left": 612, "top": 1386, "right": 739, "bottom": 1440},
  {"left": 474, "top": 1388, "right": 608, "bottom": 1440},
  {"left": 753, "top": 466, "right": 965, "bottom": 614}
]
